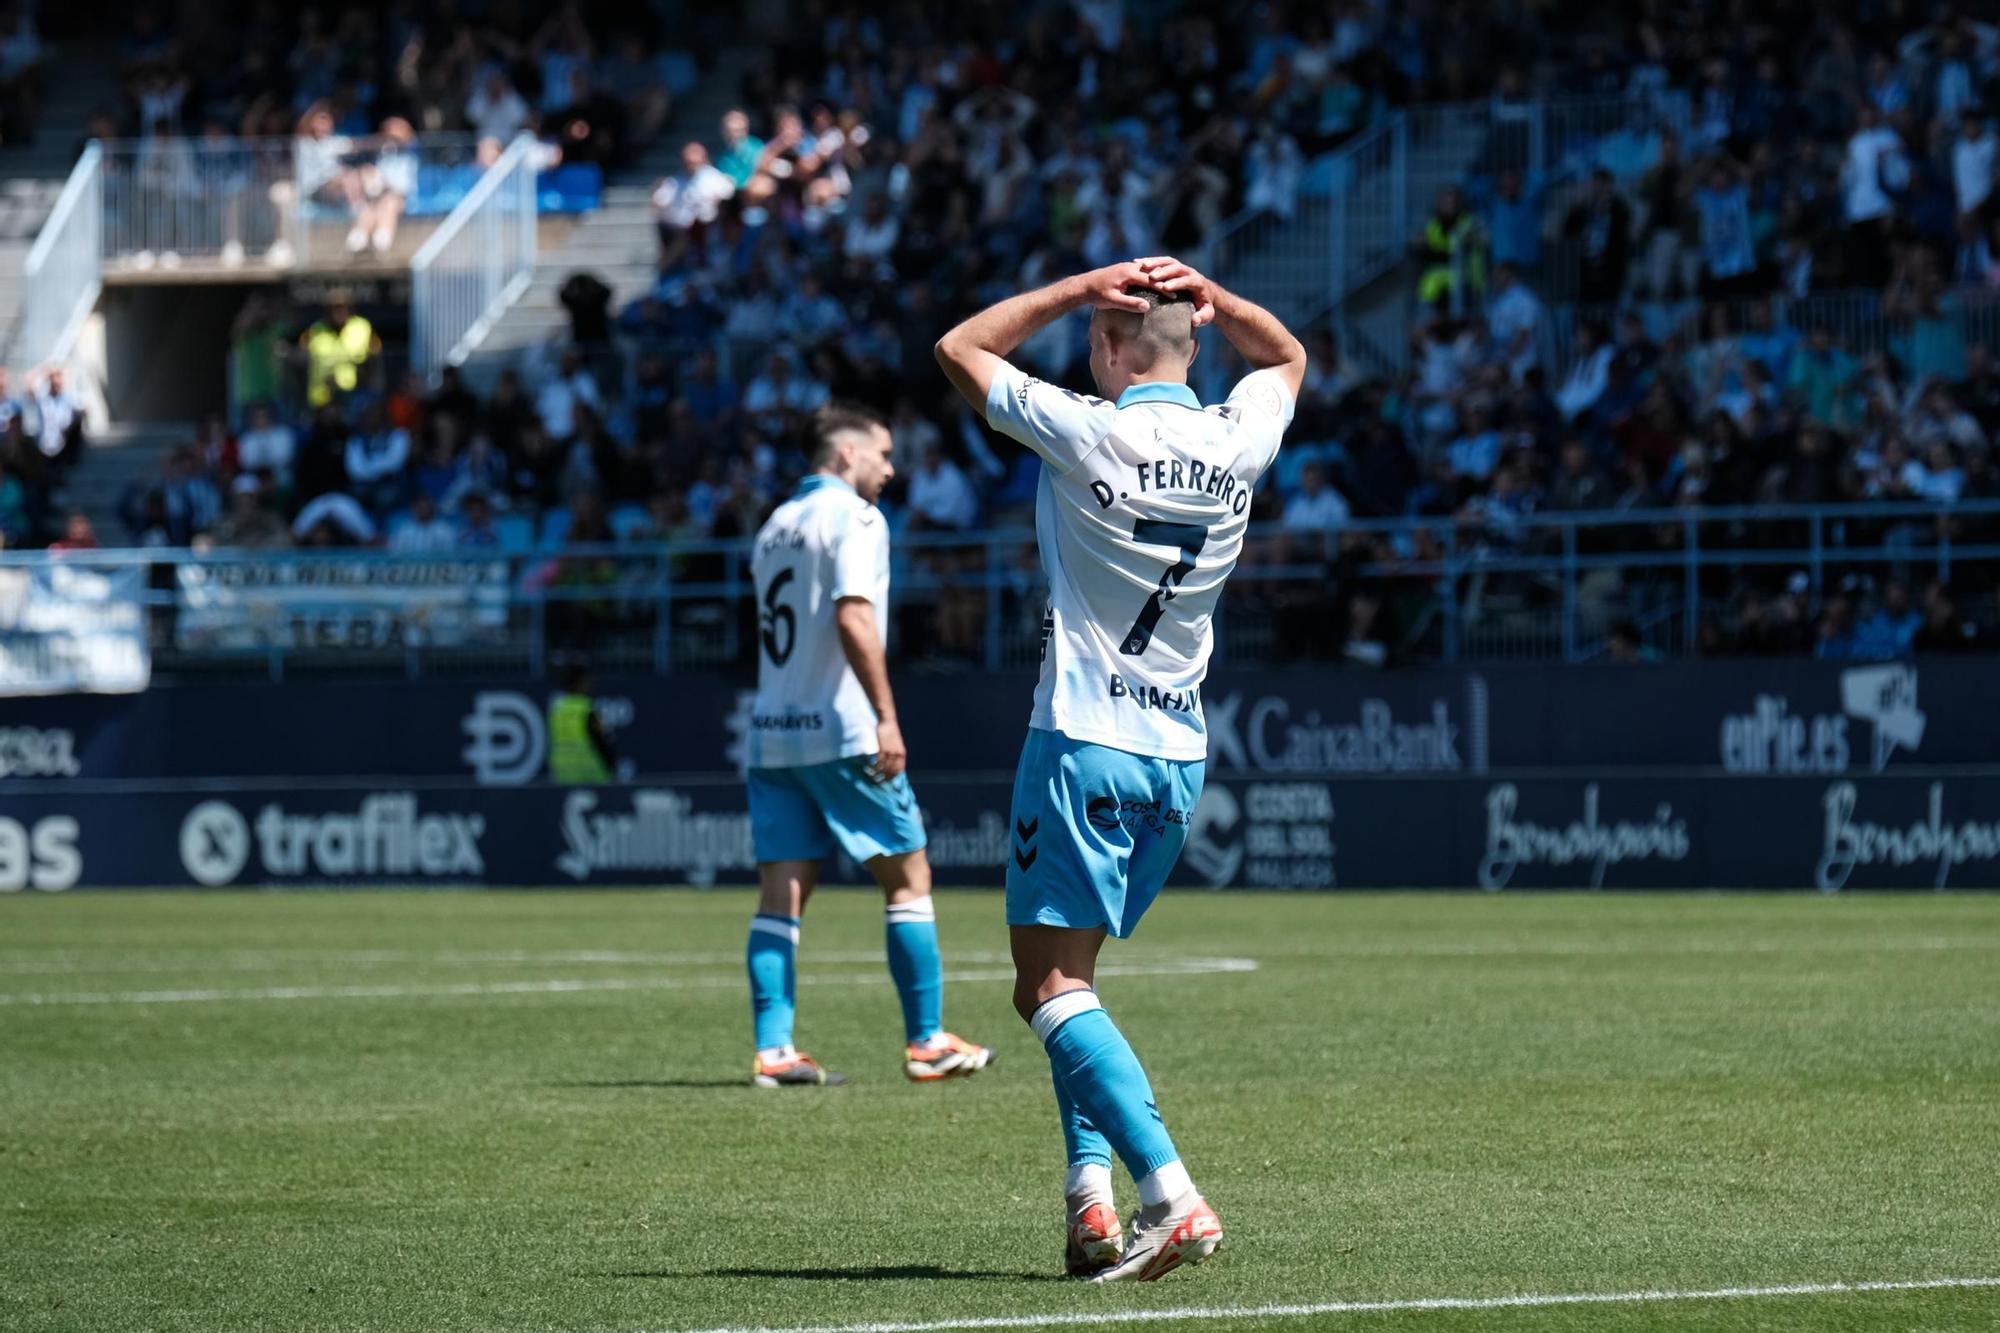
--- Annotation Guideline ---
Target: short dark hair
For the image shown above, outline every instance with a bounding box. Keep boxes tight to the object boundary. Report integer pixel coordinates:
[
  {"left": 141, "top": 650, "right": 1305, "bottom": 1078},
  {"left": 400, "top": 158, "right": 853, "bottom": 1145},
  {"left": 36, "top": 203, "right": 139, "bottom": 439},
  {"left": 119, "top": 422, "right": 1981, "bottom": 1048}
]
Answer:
[
  {"left": 1095, "top": 287, "right": 1196, "bottom": 369},
  {"left": 810, "top": 401, "right": 888, "bottom": 465}
]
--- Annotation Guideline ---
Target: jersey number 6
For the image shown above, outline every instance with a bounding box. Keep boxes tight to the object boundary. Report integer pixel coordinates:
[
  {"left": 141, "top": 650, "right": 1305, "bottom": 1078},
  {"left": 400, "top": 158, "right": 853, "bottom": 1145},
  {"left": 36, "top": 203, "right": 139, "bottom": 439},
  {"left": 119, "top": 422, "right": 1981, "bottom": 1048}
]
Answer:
[
  {"left": 1120, "top": 519, "right": 1210, "bottom": 656},
  {"left": 760, "top": 568, "right": 796, "bottom": 666}
]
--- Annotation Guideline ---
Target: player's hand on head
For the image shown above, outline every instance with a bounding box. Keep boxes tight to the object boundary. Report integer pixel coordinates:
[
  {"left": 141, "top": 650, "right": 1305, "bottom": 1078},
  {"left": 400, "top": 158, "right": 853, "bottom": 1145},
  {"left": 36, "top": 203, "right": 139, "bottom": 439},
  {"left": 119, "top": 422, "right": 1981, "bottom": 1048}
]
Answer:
[
  {"left": 1078, "top": 262, "right": 1157, "bottom": 313},
  {"left": 870, "top": 717, "right": 908, "bottom": 782},
  {"left": 1135, "top": 256, "right": 1217, "bottom": 326}
]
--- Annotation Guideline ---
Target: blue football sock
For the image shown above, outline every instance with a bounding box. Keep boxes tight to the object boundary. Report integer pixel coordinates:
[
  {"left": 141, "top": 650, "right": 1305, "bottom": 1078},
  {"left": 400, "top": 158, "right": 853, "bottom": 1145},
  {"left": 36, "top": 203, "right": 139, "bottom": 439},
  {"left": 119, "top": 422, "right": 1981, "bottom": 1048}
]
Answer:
[
  {"left": 1053, "top": 1065, "right": 1114, "bottom": 1171},
  {"left": 884, "top": 896, "right": 943, "bottom": 1045},
  {"left": 1031, "top": 988, "right": 1180, "bottom": 1180},
  {"left": 746, "top": 913, "right": 799, "bottom": 1053}
]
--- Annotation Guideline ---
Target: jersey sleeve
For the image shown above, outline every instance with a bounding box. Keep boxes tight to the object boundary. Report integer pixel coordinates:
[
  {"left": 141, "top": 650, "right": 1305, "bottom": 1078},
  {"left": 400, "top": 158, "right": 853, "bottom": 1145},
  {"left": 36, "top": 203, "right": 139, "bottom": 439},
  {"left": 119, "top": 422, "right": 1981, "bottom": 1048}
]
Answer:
[
  {"left": 830, "top": 508, "right": 888, "bottom": 604},
  {"left": 983, "top": 359, "right": 1116, "bottom": 474},
  {"left": 1221, "top": 368, "right": 1298, "bottom": 473}
]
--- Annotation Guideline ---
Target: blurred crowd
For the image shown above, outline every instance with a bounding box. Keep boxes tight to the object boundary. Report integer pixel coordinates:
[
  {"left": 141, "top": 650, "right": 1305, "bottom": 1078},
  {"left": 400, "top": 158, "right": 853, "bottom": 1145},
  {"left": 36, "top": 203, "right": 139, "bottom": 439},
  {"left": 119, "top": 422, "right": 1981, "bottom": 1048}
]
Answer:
[
  {"left": 88, "top": 1, "right": 703, "bottom": 170},
  {"left": 32, "top": 0, "right": 2000, "bottom": 664}
]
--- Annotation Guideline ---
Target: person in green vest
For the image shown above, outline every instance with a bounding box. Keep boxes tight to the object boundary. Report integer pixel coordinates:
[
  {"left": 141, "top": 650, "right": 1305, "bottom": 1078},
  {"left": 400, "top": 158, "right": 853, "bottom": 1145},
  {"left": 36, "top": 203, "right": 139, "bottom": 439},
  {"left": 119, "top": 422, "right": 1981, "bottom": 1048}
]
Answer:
[
  {"left": 1413, "top": 185, "right": 1486, "bottom": 311},
  {"left": 547, "top": 663, "right": 617, "bottom": 784}
]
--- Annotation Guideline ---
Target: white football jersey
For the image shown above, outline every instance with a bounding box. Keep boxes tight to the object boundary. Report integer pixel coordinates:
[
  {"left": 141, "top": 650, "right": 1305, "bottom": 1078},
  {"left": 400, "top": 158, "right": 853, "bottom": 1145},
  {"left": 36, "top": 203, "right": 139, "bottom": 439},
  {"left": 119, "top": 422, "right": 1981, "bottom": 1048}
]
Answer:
[
  {"left": 746, "top": 475, "right": 890, "bottom": 768},
  {"left": 985, "top": 362, "right": 1295, "bottom": 761}
]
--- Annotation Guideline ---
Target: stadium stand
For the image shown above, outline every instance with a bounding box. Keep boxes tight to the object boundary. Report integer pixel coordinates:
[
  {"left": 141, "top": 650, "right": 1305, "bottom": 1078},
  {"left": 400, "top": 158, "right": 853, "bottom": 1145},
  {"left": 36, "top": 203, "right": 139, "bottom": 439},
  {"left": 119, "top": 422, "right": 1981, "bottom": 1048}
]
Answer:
[{"left": 4, "top": 0, "right": 2000, "bottom": 668}]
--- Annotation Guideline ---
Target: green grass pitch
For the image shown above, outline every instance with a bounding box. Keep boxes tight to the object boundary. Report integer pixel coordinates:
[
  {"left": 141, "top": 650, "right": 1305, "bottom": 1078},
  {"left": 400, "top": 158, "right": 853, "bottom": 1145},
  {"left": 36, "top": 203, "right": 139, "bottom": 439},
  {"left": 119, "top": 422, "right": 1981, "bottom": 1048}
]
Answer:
[{"left": 2, "top": 890, "right": 1997, "bottom": 1332}]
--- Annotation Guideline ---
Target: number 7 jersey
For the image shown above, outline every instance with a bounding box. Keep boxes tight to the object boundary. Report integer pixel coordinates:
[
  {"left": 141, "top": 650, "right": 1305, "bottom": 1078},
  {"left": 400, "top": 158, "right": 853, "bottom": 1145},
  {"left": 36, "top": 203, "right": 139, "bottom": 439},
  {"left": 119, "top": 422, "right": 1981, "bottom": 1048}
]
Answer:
[
  {"left": 985, "top": 362, "right": 1296, "bottom": 762},
  {"left": 746, "top": 474, "right": 890, "bottom": 769}
]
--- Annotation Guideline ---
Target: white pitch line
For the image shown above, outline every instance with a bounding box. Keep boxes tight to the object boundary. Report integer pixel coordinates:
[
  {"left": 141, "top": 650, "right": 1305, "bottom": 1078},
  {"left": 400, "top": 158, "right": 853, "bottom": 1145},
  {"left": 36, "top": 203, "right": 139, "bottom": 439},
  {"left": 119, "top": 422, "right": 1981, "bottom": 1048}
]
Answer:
[
  {"left": 0, "top": 949, "right": 1025, "bottom": 976},
  {"left": 2, "top": 935, "right": 1990, "bottom": 978},
  {"left": 0, "top": 957, "right": 1257, "bottom": 1007},
  {"left": 657, "top": 1276, "right": 2000, "bottom": 1333}
]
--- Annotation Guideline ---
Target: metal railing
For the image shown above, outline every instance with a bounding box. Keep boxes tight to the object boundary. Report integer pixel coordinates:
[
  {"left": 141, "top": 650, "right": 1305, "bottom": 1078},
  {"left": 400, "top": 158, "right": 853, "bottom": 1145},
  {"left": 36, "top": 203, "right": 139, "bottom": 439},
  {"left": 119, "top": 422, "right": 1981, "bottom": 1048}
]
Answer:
[
  {"left": 410, "top": 135, "right": 540, "bottom": 381},
  {"left": 89, "top": 133, "right": 498, "bottom": 273},
  {"left": 1210, "top": 92, "right": 1689, "bottom": 328},
  {"left": 7, "top": 500, "right": 1998, "bottom": 678},
  {"left": 14, "top": 142, "right": 103, "bottom": 370},
  {"left": 1543, "top": 287, "right": 2000, "bottom": 380}
]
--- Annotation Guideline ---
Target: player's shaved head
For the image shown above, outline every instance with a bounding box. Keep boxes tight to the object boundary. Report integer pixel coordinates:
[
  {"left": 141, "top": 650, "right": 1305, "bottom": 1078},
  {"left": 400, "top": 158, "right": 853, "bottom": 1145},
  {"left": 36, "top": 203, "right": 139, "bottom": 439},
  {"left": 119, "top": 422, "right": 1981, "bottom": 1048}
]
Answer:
[{"left": 1094, "top": 287, "right": 1197, "bottom": 371}]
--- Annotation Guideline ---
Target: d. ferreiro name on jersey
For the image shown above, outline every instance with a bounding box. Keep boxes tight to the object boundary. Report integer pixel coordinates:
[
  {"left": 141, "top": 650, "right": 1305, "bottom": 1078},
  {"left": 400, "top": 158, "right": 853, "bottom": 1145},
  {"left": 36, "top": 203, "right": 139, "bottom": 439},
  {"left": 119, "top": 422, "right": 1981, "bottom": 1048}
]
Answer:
[{"left": 1118, "top": 450, "right": 1253, "bottom": 515}]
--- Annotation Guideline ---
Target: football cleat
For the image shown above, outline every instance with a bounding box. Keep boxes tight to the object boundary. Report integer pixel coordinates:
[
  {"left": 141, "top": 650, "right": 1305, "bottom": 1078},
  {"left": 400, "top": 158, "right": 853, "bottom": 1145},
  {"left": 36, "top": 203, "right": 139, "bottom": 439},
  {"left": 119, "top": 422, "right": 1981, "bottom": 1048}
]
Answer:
[
  {"left": 1089, "top": 1196, "right": 1223, "bottom": 1283},
  {"left": 751, "top": 1050, "right": 848, "bottom": 1088},
  {"left": 903, "top": 1032, "right": 995, "bottom": 1082},
  {"left": 1064, "top": 1197, "right": 1124, "bottom": 1277}
]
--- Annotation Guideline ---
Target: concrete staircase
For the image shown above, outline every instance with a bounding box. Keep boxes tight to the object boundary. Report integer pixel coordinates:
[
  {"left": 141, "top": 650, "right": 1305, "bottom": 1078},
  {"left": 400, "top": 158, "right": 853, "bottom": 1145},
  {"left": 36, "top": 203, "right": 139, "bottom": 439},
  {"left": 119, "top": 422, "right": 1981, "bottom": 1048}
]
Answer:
[
  {"left": 0, "top": 42, "right": 126, "bottom": 365},
  {"left": 60, "top": 420, "right": 188, "bottom": 542},
  {"left": 458, "top": 47, "right": 760, "bottom": 388}
]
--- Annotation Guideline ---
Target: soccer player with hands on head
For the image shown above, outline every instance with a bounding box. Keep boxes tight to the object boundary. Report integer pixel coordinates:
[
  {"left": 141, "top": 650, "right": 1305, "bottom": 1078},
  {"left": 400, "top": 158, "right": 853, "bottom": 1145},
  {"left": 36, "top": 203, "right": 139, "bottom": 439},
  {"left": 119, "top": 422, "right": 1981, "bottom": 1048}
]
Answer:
[{"left": 936, "top": 257, "right": 1305, "bottom": 1281}]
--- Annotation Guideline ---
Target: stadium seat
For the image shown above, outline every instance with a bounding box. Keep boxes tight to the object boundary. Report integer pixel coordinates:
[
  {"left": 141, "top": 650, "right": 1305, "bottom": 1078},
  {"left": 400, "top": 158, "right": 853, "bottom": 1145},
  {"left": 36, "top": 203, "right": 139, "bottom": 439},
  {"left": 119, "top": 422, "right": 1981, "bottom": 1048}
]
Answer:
[{"left": 494, "top": 514, "right": 537, "bottom": 553}]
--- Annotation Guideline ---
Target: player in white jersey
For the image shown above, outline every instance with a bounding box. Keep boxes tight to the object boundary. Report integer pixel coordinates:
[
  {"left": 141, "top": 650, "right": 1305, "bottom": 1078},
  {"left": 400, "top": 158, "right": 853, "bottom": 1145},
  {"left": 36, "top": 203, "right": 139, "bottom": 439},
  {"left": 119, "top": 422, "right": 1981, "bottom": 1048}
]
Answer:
[
  {"left": 936, "top": 258, "right": 1305, "bottom": 1280},
  {"left": 742, "top": 404, "right": 993, "bottom": 1088}
]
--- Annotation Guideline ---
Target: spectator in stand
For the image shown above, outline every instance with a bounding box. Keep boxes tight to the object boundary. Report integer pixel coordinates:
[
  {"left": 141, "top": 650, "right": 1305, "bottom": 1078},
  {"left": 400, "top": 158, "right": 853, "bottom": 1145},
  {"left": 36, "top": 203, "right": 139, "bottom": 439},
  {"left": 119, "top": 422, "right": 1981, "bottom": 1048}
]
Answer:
[
  {"left": 458, "top": 491, "right": 502, "bottom": 548},
  {"left": 715, "top": 108, "right": 763, "bottom": 188},
  {"left": 210, "top": 475, "right": 291, "bottom": 549},
  {"left": 1485, "top": 262, "right": 1543, "bottom": 383},
  {"left": 1282, "top": 462, "right": 1351, "bottom": 536},
  {"left": 0, "top": 459, "right": 26, "bottom": 544},
  {"left": 905, "top": 440, "right": 978, "bottom": 532},
  {"left": 535, "top": 347, "right": 603, "bottom": 445},
  {"left": 1486, "top": 168, "right": 1542, "bottom": 274},
  {"left": 237, "top": 400, "right": 297, "bottom": 487},
  {"left": 47, "top": 513, "right": 99, "bottom": 553},
  {"left": 1691, "top": 157, "right": 1757, "bottom": 296},
  {"left": 466, "top": 70, "right": 532, "bottom": 148},
  {"left": 27, "top": 366, "right": 83, "bottom": 472},
  {"left": 652, "top": 141, "right": 735, "bottom": 257},
  {"left": 390, "top": 493, "right": 457, "bottom": 553},
  {"left": 1842, "top": 103, "right": 1905, "bottom": 288},
  {"left": 842, "top": 191, "right": 900, "bottom": 266},
  {"left": 344, "top": 403, "right": 411, "bottom": 515},
  {"left": 1954, "top": 111, "right": 1996, "bottom": 220},
  {"left": 1855, "top": 582, "right": 1924, "bottom": 658},
  {"left": 1562, "top": 169, "right": 1634, "bottom": 304},
  {"left": 1244, "top": 120, "right": 1304, "bottom": 221},
  {"left": 0, "top": 3, "right": 43, "bottom": 146},
  {"left": 292, "top": 491, "right": 376, "bottom": 547}
]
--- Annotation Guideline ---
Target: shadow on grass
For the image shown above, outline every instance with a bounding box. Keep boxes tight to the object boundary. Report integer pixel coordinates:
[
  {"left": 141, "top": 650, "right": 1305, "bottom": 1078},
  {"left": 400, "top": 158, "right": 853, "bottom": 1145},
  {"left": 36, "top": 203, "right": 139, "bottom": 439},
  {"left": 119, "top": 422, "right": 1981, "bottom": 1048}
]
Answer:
[
  {"left": 601, "top": 1265, "right": 1066, "bottom": 1283},
  {"left": 549, "top": 1080, "right": 751, "bottom": 1090}
]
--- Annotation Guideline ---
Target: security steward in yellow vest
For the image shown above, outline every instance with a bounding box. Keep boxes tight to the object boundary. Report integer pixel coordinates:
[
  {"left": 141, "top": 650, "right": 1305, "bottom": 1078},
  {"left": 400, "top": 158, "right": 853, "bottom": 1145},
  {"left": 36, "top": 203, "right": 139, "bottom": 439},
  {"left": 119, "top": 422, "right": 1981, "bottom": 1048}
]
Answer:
[
  {"left": 1414, "top": 185, "right": 1486, "bottom": 309},
  {"left": 547, "top": 664, "right": 617, "bottom": 784}
]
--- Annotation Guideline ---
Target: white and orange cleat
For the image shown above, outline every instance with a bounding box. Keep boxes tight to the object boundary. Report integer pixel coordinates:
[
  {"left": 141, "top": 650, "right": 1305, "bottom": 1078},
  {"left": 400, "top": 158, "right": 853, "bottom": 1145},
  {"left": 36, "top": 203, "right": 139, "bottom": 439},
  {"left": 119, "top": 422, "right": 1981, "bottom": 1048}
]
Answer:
[
  {"left": 1089, "top": 1196, "right": 1223, "bottom": 1283},
  {"left": 903, "top": 1032, "right": 995, "bottom": 1082},
  {"left": 751, "top": 1049, "right": 848, "bottom": 1088},
  {"left": 1065, "top": 1196, "right": 1124, "bottom": 1277}
]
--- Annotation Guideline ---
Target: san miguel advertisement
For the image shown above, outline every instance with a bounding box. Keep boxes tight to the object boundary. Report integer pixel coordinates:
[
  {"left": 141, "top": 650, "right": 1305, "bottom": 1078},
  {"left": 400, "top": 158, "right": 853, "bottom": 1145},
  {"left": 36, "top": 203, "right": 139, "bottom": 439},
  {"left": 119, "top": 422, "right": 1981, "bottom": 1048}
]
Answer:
[{"left": 0, "top": 660, "right": 1996, "bottom": 891}]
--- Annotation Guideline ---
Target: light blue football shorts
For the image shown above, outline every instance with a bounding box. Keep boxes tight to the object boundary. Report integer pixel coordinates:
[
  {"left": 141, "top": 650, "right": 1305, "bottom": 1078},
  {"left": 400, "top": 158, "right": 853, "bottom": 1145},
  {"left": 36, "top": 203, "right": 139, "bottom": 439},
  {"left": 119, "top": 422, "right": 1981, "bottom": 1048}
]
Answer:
[
  {"left": 747, "top": 756, "right": 927, "bottom": 865},
  {"left": 1005, "top": 727, "right": 1206, "bottom": 939}
]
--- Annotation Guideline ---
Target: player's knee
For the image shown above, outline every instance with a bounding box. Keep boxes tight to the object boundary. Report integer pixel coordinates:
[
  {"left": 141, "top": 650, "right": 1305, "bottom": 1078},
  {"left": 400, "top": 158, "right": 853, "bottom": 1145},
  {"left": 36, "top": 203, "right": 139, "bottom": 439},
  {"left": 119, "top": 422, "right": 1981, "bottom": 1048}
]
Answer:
[{"left": 1012, "top": 976, "right": 1042, "bottom": 1024}]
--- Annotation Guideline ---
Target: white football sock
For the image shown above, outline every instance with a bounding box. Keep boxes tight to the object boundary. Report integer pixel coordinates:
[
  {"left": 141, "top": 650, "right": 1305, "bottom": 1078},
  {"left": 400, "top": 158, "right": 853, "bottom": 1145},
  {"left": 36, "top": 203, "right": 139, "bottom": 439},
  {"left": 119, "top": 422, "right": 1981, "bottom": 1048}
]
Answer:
[
  {"left": 1136, "top": 1159, "right": 1194, "bottom": 1208},
  {"left": 1065, "top": 1162, "right": 1113, "bottom": 1202}
]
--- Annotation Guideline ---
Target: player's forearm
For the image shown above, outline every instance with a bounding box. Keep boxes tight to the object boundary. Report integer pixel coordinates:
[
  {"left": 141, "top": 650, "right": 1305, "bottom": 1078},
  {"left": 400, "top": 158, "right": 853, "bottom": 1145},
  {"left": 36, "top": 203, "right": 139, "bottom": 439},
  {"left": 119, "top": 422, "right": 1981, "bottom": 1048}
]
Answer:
[
  {"left": 1209, "top": 284, "right": 1307, "bottom": 378},
  {"left": 835, "top": 603, "right": 898, "bottom": 722},
  {"left": 941, "top": 275, "right": 1087, "bottom": 360},
  {"left": 934, "top": 276, "right": 1088, "bottom": 408}
]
